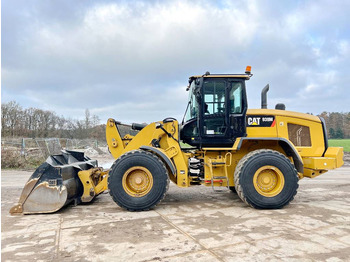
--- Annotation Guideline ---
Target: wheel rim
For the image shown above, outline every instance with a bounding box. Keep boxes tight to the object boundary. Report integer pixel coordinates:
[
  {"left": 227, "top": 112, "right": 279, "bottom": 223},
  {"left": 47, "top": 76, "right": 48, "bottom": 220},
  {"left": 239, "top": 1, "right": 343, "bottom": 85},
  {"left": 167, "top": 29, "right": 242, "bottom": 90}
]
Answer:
[
  {"left": 253, "top": 165, "right": 285, "bottom": 197},
  {"left": 122, "top": 166, "right": 153, "bottom": 197}
]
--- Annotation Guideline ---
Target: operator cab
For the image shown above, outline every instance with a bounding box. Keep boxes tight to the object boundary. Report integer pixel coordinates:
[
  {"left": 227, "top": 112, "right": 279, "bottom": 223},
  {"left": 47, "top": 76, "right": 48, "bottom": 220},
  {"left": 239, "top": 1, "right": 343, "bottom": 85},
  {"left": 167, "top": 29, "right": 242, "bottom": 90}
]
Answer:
[{"left": 180, "top": 68, "right": 251, "bottom": 147}]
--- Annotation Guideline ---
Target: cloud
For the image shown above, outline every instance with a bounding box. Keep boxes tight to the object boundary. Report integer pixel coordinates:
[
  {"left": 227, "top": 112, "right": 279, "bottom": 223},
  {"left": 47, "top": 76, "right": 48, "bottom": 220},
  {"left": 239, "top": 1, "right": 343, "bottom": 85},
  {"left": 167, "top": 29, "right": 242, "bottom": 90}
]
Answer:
[{"left": 2, "top": 0, "right": 350, "bottom": 125}]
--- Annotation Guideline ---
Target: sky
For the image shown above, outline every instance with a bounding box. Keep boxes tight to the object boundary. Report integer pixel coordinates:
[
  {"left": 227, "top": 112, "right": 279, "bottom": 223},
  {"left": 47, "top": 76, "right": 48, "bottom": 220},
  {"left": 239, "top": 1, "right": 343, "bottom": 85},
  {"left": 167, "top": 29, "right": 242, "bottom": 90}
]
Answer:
[{"left": 2, "top": 0, "right": 350, "bottom": 124}]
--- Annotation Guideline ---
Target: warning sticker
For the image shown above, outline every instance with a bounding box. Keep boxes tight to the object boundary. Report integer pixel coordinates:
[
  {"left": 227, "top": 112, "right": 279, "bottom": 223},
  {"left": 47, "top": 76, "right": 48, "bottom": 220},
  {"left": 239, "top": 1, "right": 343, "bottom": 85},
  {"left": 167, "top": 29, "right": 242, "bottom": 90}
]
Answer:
[{"left": 247, "top": 115, "right": 275, "bottom": 127}]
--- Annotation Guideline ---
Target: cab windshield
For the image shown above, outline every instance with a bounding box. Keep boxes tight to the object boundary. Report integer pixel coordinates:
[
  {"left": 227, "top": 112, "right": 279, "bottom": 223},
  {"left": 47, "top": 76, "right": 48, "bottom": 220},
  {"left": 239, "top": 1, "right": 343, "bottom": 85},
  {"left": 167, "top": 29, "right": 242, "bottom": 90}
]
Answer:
[{"left": 183, "top": 81, "right": 198, "bottom": 123}]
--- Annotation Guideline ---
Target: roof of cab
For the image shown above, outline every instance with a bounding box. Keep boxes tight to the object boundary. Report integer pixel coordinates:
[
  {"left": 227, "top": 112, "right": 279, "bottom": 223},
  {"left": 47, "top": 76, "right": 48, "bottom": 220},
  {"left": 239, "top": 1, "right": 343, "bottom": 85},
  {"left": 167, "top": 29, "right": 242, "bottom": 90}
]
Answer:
[{"left": 189, "top": 74, "right": 251, "bottom": 80}]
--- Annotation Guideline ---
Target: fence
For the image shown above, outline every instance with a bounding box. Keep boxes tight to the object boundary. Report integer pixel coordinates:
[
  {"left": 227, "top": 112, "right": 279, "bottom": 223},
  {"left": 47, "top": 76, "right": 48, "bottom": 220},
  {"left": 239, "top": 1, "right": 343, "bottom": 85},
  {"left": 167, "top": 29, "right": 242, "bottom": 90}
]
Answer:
[{"left": 1, "top": 137, "right": 108, "bottom": 160}]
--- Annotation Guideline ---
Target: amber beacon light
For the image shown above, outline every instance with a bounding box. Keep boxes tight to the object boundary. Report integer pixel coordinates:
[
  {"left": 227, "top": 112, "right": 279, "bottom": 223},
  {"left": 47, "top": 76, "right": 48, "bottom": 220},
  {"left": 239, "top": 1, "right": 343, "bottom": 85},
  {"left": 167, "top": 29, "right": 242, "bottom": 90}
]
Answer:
[{"left": 245, "top": 66, "right": 252, "bottom": 74}]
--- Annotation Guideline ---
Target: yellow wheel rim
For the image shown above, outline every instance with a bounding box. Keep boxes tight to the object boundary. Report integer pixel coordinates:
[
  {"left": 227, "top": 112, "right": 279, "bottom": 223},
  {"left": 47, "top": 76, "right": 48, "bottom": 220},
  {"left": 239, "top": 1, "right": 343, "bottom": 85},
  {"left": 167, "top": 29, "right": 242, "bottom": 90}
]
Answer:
[
  {"left": 253, "top": 165, "right": 285, "bottom": 197},
  {"left": 122, "top": 166, "right": 153, "bottom": 197}
]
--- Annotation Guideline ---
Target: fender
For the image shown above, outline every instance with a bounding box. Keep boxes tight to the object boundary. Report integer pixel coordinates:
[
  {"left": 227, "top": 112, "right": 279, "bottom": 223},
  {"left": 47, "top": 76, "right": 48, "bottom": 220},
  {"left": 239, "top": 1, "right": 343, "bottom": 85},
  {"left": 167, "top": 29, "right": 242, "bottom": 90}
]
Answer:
[
  {"left": 237, "top": 137, "right": 304, "bottom": 173},
  {"left": 140, "top": 146, "right": 177, "bottom": 175}
]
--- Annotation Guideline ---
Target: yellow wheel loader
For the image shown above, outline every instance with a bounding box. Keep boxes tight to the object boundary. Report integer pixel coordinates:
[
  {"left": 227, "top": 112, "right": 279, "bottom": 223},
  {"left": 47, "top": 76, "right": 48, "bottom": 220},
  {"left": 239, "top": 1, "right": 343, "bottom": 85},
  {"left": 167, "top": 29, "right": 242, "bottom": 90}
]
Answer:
[{"left": 10, "top": 67, "right": 344, "bottom": 214}]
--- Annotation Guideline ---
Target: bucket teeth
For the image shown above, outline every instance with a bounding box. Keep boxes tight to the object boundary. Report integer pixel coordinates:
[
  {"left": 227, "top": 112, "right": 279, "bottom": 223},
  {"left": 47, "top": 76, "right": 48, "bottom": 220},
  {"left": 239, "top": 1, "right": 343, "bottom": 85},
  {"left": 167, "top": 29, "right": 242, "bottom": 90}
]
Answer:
[{"left": 9, "top": 204, "right": 23, "bottom": 214}]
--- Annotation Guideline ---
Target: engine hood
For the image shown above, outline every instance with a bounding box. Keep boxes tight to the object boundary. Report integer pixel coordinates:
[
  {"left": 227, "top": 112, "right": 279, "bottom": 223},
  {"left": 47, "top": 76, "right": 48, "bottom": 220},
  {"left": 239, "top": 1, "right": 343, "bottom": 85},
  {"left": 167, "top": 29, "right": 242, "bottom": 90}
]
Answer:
[{"left": 247, "top": 109, "right": 321, "bottom": 123}]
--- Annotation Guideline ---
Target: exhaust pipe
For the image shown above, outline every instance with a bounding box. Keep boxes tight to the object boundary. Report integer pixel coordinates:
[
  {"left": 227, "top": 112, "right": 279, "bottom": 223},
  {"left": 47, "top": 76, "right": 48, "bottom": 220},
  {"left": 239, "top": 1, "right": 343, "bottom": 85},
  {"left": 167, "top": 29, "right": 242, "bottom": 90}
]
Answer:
[{"left": 261, "top": 84, "right": 269, "bottom": 109}]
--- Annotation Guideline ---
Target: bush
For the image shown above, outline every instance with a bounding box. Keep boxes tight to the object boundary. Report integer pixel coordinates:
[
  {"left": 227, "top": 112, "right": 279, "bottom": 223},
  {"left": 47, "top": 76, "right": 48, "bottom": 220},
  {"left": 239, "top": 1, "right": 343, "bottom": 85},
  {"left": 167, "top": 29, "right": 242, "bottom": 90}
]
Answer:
[
  {"left": 1, "top": 148, "right": 25, "bottom": 169},
  {"left": 1, "top": 148, "right": 44, "bottom": 169}
]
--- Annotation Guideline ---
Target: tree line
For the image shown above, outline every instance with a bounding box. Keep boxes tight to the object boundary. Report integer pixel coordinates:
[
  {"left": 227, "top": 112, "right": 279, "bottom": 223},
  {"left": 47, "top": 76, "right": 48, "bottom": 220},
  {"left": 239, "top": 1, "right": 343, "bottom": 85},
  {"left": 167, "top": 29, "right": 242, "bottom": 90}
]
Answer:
[
  {"left": 1, "top": 101, "right": 104, "bottom": 140},
  {"left": 318, "top": 112, "right": 350, "bottom": 139}
]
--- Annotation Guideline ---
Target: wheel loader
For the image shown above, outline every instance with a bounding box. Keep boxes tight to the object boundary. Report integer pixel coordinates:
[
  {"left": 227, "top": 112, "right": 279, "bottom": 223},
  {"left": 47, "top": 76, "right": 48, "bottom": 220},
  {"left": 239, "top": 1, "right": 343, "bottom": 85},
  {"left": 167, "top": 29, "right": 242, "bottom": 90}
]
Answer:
[{"left": 10, "top": 66, "right": 344, "bottom": 214}]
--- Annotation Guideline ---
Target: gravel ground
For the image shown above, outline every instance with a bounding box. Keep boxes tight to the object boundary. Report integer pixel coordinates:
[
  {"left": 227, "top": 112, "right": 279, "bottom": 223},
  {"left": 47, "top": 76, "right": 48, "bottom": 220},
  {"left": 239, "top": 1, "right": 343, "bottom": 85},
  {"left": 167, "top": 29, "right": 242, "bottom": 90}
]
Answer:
[{"left": 343, "top": 152, "right": 350, "bottom": 166}]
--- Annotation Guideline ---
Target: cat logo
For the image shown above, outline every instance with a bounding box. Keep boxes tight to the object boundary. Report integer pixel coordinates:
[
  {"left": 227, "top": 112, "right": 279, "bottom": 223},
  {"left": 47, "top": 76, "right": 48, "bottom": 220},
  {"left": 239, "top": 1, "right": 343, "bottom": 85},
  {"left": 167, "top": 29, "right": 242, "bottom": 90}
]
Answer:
[
  {"left": 247, "top": 117, "right": 261, "bottom": 126},
  {"left": 247, "top": 115, "right": 275, "bottom": 127}
]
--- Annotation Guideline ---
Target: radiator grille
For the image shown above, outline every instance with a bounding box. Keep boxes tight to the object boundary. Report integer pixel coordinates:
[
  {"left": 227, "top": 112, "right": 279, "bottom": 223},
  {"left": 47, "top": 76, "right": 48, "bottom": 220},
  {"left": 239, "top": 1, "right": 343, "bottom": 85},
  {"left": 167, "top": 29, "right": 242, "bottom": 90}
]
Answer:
[{"left": 288, "top": 123, "right": 311, "bottom": 147}]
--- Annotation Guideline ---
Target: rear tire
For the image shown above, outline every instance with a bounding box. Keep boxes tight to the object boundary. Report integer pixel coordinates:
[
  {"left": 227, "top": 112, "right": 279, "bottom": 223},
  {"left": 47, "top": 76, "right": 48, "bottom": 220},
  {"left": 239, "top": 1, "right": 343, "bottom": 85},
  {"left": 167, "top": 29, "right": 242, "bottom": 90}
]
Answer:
[
  {"left": 234, "top": 149, "right": 299, "bottom": 209},
  {"left": 108, "top": 150, "right": 169, "bottom": 211}
]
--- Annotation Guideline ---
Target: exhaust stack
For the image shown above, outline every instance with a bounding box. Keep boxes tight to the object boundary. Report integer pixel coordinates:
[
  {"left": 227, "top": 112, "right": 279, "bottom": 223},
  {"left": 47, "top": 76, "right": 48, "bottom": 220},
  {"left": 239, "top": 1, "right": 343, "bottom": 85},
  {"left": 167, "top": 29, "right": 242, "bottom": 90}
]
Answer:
[{"left": 261, "top": 84, "right": 269, "bottom": 109}]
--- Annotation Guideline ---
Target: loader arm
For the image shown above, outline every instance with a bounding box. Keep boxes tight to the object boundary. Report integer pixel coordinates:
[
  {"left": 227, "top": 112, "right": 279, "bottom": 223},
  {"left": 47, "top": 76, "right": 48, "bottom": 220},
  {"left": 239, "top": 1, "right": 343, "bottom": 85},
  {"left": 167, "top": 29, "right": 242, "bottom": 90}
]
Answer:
[
  {"left": 106, "top": 118, "right": 125, "bottom": 158},
  {"left": 106, "top": 118, "right": 190, "bottom": 187}
]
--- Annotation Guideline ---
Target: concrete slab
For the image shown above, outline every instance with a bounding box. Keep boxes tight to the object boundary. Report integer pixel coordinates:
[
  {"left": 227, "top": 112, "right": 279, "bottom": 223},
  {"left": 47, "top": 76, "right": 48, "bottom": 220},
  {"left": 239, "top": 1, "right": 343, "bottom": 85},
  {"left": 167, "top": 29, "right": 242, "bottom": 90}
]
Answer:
[{"left": 2, "top": 168, "right": 350, "bottom": 261}]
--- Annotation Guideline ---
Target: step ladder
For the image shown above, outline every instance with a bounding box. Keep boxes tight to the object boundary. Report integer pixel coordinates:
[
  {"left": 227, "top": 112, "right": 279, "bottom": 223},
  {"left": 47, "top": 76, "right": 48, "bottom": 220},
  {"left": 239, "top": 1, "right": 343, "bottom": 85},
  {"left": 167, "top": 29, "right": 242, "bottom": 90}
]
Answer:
[{"left": 207, "top": 152, "right": 232, "bottom": 192}]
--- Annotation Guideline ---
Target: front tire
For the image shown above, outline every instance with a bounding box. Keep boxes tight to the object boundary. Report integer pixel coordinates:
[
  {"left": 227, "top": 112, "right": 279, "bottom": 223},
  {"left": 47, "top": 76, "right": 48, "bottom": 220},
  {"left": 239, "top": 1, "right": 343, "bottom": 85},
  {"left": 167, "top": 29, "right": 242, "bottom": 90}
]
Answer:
[
  {"left": 234, "top": 149, "right": 299, "bottom": 209},
  {"left": 108, "top": 150, "right": 169, "bottom": 211}
]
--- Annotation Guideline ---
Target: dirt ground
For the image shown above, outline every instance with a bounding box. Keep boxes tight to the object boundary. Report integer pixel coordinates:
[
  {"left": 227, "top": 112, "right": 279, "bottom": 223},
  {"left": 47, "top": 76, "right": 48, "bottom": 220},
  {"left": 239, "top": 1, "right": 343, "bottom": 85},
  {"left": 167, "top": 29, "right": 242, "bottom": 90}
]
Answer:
[
  {"left": 1, "top": 155, "right": 350, "bottom": 261},
  {"left": 343, "top": 152, "right": 350, "bottom": 166}
]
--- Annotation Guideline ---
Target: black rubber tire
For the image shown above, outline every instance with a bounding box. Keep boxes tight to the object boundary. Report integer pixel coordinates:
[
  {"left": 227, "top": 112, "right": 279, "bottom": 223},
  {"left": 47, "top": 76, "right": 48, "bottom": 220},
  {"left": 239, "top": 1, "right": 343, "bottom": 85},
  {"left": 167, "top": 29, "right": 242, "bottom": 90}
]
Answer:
[
  {"left": 108, "top": 150, "right": 169, "bottom": 211},
  {"left": 234, "top": 149, "right": 299, "bottom": 209}
]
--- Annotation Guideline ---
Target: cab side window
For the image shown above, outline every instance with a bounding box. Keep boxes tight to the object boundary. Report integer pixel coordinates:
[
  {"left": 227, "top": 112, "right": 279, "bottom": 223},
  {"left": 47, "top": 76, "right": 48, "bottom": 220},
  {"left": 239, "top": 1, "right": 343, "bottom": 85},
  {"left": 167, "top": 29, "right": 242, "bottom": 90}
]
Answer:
[{"left": 229, "top": 82, "right": 243, "bottom": 114}]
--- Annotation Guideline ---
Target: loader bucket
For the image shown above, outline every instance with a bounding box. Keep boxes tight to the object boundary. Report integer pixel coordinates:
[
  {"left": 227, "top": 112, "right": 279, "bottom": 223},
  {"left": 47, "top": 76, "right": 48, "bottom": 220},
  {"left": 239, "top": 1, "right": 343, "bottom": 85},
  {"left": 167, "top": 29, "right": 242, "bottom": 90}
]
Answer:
[{"left": 10, "top": 150, "right": 98, "bottom": 215}]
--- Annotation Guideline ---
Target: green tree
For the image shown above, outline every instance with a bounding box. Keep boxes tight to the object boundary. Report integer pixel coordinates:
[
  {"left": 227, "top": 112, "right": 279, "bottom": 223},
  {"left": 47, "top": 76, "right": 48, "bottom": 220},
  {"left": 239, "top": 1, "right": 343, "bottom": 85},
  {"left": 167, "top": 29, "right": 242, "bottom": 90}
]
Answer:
[{"left": 335, "top": 128, "right": 344, "bottom": 139}]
